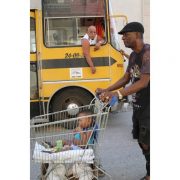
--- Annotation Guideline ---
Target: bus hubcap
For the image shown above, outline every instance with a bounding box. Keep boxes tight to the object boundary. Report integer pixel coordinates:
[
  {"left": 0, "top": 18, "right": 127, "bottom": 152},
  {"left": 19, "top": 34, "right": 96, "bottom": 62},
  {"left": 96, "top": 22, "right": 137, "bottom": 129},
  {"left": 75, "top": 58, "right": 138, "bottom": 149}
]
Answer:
[{"left": 67, "top": 103, "right": 79, "bottom": 116}]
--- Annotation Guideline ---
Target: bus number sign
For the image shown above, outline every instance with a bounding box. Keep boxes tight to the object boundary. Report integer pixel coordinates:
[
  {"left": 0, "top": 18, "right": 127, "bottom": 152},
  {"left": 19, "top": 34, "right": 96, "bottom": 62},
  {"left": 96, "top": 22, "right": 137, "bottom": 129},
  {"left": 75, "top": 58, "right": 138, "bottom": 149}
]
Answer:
[{"left": 65, "top": 53, "right": 83, "bottom": 59}]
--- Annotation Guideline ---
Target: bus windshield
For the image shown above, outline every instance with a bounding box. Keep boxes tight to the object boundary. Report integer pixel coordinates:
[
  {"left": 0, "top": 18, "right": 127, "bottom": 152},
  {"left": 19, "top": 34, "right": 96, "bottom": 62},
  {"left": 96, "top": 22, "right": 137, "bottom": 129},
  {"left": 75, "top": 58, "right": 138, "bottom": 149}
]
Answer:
[
  {"left": 43, "top": 0, "right": 106, "bottom": 47},
  {"left": 109, "top": 0, "right": 121, "bottom": 51}
]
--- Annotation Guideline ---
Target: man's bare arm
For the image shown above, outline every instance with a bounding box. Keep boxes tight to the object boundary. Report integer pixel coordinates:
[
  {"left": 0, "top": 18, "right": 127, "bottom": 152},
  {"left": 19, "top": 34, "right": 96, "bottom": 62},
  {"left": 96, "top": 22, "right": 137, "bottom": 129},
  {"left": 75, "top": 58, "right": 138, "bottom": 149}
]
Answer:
[
  {"left": 99, "top": 74, "right": 149, "bottom": 102},
  {"left": 94, "top": 35, "right": 104, "bottom": 51},
  {"left": 106, "top": 72, "right": 131, "bottom": 91},
  {"left": 82, "top": 39, "right": 96, "bottom": 73},
  {"left": 120, "top": 74, "right": 150, "bottom": 96}
]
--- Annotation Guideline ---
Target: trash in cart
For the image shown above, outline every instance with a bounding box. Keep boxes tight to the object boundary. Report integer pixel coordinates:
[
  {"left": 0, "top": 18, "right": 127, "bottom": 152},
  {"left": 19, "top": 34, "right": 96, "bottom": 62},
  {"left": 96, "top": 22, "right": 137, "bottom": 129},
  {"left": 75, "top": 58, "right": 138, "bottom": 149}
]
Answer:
[{"left": 30, "top": 97, "right": 112, "bottom": 180}]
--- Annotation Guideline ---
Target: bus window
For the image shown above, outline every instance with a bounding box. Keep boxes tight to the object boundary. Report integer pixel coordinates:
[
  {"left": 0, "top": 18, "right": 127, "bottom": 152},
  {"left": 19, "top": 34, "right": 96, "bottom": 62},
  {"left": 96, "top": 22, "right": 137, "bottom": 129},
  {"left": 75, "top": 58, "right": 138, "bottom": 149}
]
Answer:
[
  {"left": 44, "top": 18, "right": 76, "bottom": 46},
  {"left": 110, "top": 20, "right": 121, "bottom": 51},
  {"left": 30, "top": 17, "right": 36, "bottom": 52},
  {"left": 109, "top": 0, "right": 121, "bottom": 51},
  {"left": 30, "top": 63, "right": 38, "bottom": 100},
  {"left": 43, "top": 0, "right": 106, "bottom": 47},
  {"left": 78, "top": 17, "right": 105, "bottom": 40},
  {"left": 44, "top": 17, "right": 106, "bottom": 47}
]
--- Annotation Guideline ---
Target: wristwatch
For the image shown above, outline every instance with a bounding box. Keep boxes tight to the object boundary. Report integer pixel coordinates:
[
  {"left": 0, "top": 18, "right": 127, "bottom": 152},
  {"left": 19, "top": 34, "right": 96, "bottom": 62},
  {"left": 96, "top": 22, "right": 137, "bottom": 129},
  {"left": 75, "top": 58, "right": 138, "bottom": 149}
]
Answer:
[{"left": 117, "top": 90, "right": 123, "bottom": 100}]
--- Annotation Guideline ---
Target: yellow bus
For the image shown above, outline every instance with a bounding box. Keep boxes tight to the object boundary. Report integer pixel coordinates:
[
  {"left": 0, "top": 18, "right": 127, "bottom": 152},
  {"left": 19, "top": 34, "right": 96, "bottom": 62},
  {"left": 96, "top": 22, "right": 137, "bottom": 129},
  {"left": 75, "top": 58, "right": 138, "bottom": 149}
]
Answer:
[{"left": 30, "top": 0, "right": 127, "bottom": 120}]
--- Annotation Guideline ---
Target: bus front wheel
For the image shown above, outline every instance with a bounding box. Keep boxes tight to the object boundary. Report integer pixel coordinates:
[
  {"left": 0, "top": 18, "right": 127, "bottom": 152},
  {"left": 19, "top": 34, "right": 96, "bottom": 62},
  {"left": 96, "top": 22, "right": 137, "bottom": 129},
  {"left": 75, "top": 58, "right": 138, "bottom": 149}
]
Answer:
[{"left": 50, "top": 88, "right": 94, "bottom": 128}]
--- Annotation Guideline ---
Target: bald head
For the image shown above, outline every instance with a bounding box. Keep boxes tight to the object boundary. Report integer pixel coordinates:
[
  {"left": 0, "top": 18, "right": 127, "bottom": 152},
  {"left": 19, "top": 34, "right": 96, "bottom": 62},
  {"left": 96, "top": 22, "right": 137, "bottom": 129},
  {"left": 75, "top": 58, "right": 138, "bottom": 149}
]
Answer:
[
  {"left": 88, "top": 25, "right": 96, "bottom": 32},
  {"left": 87, "top": 25, "right": 97, "bottom": 40}
]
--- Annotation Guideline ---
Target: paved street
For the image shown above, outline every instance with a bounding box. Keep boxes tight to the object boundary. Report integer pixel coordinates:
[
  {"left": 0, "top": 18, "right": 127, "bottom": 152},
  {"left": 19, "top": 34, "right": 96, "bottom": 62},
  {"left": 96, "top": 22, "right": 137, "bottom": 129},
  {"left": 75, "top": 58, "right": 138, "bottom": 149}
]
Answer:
[
  {"left": 31, "top": 109, "right": 146, "bottom": 180},
  {"left": 99, "top": 110, "right": 146, "bottom": 180}
]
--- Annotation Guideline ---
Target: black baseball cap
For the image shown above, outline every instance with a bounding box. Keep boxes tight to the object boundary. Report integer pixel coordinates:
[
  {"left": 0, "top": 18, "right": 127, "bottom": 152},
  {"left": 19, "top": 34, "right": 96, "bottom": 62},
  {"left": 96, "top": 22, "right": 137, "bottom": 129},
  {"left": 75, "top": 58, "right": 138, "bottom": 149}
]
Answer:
[{"left": 118, "top": 22, "right": 144, "bottom": 35}]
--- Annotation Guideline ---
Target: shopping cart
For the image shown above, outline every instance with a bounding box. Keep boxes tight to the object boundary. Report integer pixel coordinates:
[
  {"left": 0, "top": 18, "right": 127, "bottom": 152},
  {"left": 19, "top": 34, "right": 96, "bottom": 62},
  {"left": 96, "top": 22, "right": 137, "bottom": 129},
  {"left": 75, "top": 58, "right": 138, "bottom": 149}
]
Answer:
[{"left": 30, "top": 97, "right": 112, "bottom": 180}]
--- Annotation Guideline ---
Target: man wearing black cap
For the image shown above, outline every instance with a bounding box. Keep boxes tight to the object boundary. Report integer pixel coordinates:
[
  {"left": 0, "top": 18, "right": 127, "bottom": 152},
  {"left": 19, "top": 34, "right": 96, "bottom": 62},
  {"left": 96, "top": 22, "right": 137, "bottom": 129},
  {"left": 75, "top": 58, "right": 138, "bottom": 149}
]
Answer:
[{"left": 96, "top": 22, "right": 150, "bottom": 180}]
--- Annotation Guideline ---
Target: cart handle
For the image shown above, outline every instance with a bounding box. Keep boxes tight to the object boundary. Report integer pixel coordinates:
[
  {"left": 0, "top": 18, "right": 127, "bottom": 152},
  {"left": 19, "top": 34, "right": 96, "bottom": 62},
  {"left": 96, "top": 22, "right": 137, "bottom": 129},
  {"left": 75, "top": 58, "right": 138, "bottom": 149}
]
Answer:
[{"left": 90, "top": 95, "right": 110, "bottom": 111}]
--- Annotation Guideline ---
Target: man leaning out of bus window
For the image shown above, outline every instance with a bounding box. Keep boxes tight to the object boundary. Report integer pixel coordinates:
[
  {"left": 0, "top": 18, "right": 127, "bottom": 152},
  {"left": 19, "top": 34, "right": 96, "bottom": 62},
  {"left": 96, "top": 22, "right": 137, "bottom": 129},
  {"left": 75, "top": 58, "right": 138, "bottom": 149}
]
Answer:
[{"left": 81, "top": 25, "right": 104, "bottom": 74}]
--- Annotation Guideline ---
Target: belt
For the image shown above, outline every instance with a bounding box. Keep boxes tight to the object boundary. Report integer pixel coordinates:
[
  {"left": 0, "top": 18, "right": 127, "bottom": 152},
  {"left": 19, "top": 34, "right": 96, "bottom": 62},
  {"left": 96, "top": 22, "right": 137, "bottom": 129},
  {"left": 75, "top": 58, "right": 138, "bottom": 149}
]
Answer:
[{"left": 133, "top": 104, "right": 142, "bottom": 110}]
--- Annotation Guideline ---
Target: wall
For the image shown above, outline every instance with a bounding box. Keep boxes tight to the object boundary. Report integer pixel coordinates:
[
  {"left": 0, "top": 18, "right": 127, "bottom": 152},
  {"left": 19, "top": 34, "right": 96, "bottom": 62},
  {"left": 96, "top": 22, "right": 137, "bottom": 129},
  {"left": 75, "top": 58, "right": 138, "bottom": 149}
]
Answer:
[
  {"left": 30, "top": 0, "right": 41, "bottom": 9},
  {"left": 110, "top": 0, "right": 150, "bottom": 56}
]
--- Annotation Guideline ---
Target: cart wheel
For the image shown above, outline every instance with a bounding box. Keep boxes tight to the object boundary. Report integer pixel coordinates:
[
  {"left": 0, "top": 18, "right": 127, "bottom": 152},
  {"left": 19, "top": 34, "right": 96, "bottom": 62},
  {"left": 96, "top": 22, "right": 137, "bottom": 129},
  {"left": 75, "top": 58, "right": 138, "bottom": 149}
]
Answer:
[{"left": 50, "top": 87, "right": 94, "bottom": 129}]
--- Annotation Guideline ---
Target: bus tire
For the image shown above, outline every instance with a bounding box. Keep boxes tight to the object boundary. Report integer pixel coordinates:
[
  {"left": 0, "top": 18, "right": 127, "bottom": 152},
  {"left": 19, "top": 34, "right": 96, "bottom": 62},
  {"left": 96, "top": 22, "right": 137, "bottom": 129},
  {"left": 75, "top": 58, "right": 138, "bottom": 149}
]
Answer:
[{"left": 50, "top": 88, "right": 94, "bottom": 129}]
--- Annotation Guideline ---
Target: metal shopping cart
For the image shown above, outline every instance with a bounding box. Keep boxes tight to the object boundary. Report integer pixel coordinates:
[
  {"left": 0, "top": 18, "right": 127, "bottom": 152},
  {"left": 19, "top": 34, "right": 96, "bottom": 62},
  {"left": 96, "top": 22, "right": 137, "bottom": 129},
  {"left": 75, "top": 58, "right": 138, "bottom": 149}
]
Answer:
[{"left": 30, "top": 97, "right": 112, "bottom": 180}]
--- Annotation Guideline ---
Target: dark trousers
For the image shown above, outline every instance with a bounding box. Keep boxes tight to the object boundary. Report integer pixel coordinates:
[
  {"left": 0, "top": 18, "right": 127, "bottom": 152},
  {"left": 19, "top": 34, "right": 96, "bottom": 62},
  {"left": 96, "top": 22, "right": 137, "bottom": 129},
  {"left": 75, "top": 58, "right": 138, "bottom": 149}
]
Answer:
[
  {"left": 132, "top": 104, "right": 150, "bottom": 176},
  {"left": 139, "top": 143, "right": 150, "bottom": 176}
]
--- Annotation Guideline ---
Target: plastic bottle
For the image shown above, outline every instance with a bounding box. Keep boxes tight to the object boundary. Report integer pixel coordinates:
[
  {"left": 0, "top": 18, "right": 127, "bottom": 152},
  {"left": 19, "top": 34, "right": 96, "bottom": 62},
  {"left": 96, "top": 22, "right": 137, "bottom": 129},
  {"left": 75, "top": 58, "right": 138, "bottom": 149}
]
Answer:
[{"left": 56, "top": 140, "right": 63, "bottom": 152}]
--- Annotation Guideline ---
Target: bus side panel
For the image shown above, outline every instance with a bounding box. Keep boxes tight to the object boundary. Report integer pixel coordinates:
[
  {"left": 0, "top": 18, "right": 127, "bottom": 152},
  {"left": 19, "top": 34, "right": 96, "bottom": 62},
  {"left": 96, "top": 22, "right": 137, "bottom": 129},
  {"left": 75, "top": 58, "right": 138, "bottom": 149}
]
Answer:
[{"left": 41, "top": 81, "right": 110, "bottom": 99}]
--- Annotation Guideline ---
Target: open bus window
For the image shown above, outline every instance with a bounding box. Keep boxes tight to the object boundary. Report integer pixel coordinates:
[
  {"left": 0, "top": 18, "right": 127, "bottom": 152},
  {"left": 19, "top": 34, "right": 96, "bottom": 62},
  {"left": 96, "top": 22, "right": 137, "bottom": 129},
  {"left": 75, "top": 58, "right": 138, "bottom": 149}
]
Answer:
[
  {"left": 44, "top": 17, "right": 106, "bottom": 47},
  {"left": 30, "top": 17, "right": 36, "bottom": 53},
  {"left": 43, "top": 0, "right": 106, "bottom": 47},
  {"left": 30, "top": 63, "right": 38, "bottom": 100},
  {"left": 78, "top": 17, "right": 105, "bottom": 40}
]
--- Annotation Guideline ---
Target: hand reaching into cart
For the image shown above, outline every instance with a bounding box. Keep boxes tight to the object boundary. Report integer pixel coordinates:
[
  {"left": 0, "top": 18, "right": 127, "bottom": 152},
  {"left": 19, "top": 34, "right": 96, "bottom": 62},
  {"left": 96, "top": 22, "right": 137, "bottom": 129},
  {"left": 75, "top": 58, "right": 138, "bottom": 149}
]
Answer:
[{"left": 96, "top": 88, "right": 119, "bottom": 106}]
